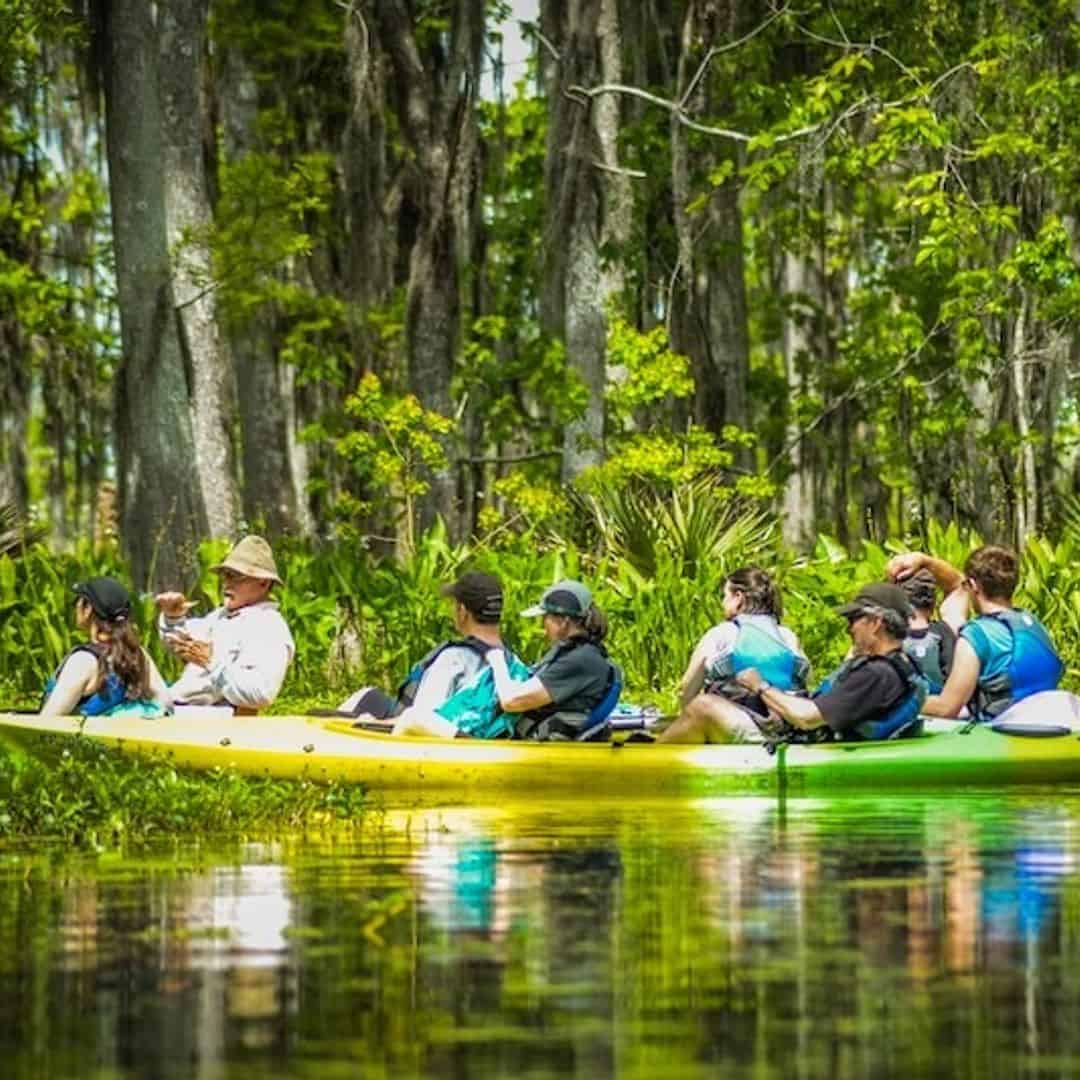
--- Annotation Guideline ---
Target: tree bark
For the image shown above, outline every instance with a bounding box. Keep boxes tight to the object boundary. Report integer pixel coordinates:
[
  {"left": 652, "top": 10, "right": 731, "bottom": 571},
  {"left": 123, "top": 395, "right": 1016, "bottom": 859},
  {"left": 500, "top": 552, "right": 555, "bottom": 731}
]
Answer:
[
  {"left": 100, "top": 0, "right": 208, "bottom": 588},
  {"left": 217, "top": 42, "right": 302, "bottom": 537},
  {"left": 541, "top": 0, "right": 613, "bottom": 482},
  {"left": 368, "top": 0, "right": 485, "bottom": 535},
  {"left": 158, "top": 0, "right": 241, "bottom": 538}
]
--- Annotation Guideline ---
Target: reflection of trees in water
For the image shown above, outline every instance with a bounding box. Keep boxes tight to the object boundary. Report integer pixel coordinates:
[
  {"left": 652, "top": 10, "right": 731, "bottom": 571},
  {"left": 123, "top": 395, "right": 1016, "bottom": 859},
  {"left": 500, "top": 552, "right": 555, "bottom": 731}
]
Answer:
[{"left": 3, "top": 801, "right": 1080, "bottom": 1075}]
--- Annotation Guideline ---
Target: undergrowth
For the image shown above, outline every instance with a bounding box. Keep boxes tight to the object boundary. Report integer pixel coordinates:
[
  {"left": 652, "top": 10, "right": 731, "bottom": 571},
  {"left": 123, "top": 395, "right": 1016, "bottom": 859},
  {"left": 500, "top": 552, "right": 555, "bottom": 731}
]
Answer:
[{"left": 0, "top": 737, "right": 367, "bottom": 847}]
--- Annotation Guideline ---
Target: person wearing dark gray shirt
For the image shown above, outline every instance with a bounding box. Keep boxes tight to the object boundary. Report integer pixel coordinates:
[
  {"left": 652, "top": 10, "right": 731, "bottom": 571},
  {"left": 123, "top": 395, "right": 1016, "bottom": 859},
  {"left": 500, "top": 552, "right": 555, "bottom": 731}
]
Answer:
[{"left": 487, "top": 579, "right": 618, "bottom": 741}]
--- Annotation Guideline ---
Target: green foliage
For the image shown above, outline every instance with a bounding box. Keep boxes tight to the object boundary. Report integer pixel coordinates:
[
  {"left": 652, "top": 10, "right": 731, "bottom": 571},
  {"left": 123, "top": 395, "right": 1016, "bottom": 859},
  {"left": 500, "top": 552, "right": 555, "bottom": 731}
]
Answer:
[
  {"left": 336, "top": 372, "right": 456, "bottom": 553},
  {"left": 0, "top": 737, "right": 367, "bottom": 846}
]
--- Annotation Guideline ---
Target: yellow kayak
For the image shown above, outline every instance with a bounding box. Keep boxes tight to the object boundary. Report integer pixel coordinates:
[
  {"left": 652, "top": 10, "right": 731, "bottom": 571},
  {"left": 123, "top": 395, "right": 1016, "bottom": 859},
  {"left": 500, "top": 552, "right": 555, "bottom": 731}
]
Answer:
[{"left": 2, "top": 692, "right": 1080, "bottom": 799}]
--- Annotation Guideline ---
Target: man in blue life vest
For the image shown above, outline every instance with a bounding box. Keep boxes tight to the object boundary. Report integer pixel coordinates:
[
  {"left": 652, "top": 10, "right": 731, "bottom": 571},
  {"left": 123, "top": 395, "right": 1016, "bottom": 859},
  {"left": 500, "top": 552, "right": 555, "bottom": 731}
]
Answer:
[
  {"left": 666, "top": 583, "right": 926, "bottom": 743},
  {"left": 886, "top": 545, "right": 1063, "bottom": 720}
]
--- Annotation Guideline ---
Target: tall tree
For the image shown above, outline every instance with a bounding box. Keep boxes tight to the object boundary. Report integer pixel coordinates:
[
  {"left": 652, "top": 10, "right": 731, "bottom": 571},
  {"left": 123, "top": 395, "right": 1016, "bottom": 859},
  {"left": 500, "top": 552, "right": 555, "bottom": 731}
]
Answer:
[
  {"left": 98, "top": 0, "right": 208, "bottom": 586},
  {"left": 158, "top": 0, "right": 241, "bottom": 538},
  {"left": 367, "top": 0, "right": 485, "bottom": 533}
]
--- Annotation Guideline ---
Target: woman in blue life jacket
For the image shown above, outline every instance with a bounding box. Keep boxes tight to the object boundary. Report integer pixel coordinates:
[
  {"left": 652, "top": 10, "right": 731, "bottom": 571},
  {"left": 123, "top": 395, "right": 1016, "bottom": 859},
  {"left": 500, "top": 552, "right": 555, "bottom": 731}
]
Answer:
[
  {"left": 486, "top": 579, "right": 620, "bottom": 741},
  {"left": 40, "top": 577, "right": 169, "bottom": 718},
  {"left": 887, "top": 545, "right": 1063, "bottom": 721},
  {"left": 659, "top": 567, "right": 809, "bottom": 744},
  {"left": 898, "top": 568, "right": 956, "bottom": 694},
  {"left": 726, "top": 583, "right": 927, "bottom": 744}
]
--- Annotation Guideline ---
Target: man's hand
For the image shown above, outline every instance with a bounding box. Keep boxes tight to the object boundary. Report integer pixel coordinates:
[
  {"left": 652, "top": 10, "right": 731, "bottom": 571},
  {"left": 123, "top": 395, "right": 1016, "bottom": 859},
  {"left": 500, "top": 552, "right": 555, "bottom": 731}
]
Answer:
[
  {"left": 167, "top": 631, "right": 213, "bottom": 669},
  {"left": 155, "top": 591, "right": 197, "bottom": 619},
  {"left": 885, "top": 552, "right": 926, "bottom": 582},
  {"left": 735, "top": 667, "right": 764, "bottom": 693}
]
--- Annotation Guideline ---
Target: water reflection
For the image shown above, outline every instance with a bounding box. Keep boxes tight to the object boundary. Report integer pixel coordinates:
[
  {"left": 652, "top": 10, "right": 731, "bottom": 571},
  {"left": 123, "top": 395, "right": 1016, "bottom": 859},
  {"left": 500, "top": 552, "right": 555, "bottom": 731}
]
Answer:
[{"left": 3, "top": 793, "right": 1080, "bottom": 1078}]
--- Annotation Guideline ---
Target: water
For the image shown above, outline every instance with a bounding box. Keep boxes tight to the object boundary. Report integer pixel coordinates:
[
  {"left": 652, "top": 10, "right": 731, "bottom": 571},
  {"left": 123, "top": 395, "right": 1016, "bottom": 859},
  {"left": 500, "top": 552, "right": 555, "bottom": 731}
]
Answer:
[{"left": 3, "top": 792, "right": 1080, "bottom": 1078}]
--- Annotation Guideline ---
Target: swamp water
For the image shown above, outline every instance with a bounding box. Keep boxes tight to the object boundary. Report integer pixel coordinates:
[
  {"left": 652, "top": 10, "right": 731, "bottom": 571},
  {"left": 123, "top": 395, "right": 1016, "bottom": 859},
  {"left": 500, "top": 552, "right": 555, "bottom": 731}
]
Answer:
[{"left": 3, "top": 791, "right": 1080, "bottom": 1078}]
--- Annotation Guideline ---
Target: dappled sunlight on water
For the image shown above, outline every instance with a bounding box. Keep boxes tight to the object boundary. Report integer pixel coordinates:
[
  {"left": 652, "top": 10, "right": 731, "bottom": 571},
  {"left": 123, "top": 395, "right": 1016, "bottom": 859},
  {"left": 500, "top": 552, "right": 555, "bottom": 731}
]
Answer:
[{"left": 4, "top": 793, "right": 1080, "bottom": 1077}]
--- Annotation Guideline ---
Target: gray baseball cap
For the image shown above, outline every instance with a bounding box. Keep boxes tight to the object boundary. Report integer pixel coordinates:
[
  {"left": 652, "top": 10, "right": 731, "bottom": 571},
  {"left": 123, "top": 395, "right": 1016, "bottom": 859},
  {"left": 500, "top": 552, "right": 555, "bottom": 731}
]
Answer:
[{"left": 522, "top": 579, "right": 592, "bottom": 618}]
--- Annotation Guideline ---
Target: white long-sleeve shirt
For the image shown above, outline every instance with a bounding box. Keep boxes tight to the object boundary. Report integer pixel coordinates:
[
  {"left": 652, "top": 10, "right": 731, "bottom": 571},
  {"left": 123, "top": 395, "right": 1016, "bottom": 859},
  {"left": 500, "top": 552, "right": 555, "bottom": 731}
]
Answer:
[{"left": 159, "top": 601, "right": 295, "bottom": 709}]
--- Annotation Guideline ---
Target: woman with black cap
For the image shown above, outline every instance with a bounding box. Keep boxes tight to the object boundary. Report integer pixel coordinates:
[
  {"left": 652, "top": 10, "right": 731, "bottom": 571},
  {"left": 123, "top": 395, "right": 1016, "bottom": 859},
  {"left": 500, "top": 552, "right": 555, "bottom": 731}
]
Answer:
[{"left": 40, "top": 576, "right": 169, "bottom": 717}]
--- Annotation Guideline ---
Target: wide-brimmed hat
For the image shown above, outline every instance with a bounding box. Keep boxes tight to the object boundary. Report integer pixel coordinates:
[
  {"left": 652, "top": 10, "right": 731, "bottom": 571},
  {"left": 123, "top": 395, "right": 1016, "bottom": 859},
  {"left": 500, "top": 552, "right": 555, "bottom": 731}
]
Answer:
[
  {"left": 211, "top": 535, "right": 282, "bottom": 585},
  {"left": 74, "top": 576, "right": 132, "bottom": 623},
  {"left": 836, "top": 582, "right": 913, "bottom": 622},
  {"left": 441, "top": 571, "right": 503, "bottom": 623},
  {"left": 522, "top": 579, "right": 592, "bottom": 618}
]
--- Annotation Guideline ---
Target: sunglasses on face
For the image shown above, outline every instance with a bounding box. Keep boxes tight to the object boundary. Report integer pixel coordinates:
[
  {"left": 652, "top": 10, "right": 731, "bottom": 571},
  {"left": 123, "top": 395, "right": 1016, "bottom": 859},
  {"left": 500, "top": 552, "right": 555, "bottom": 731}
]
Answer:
[{"left": 220, "top": 569, "right": 252, "bottom": 584}]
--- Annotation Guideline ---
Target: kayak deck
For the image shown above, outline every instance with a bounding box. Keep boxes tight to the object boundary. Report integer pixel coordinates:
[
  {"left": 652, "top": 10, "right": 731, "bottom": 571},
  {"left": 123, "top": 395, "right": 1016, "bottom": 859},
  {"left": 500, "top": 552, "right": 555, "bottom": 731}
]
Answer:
[{"left": 3, "top": 709, "right": 1080, "bottom": 799}]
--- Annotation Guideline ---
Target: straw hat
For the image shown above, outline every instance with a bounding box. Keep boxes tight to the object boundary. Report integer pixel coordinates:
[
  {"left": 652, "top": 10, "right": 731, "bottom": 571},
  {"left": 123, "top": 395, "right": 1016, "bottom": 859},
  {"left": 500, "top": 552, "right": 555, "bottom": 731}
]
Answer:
[{"left": 211, "top": 535, "right": 283, "bottom": 585}]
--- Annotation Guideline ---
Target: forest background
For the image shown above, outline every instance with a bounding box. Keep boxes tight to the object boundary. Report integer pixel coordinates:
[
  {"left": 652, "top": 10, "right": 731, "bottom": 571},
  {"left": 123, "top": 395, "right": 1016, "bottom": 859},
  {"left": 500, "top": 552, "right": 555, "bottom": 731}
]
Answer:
[{"left": 2, "top": 0, "right": 1080, "bottom": 705}]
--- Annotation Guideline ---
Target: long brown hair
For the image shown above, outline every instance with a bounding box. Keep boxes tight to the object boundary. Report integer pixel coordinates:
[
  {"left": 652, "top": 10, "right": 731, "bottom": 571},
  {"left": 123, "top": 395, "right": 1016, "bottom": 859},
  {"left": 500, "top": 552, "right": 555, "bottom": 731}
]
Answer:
[{"left": 91, "top": 618, "right": 150, "bottom": 700}]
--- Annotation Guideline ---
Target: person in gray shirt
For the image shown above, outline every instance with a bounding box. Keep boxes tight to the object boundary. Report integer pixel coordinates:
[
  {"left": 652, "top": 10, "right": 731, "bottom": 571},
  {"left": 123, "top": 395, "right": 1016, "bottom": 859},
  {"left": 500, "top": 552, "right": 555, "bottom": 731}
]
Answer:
[{"left": 487, "top": 579, "right": 619, "bottom": 741}]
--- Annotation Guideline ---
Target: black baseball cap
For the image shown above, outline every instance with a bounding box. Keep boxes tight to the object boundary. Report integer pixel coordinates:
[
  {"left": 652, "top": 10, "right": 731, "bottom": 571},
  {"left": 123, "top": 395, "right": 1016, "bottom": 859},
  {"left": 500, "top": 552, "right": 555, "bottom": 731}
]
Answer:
[
  {"left": 74, "top": 576, "right": 132, "bottom": 623},
  {"left": 836, "top": 582, "right": 913, "bottom": 621},
  {"left": 441, "top": 571, "right": 504, "bottom": 623}
]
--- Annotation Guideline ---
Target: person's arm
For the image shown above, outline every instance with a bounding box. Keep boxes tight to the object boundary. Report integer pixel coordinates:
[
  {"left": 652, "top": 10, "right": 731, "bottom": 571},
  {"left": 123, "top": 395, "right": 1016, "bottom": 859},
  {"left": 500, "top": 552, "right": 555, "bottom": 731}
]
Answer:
[
  {"left": 678, "top": 632, "right": 716, "bottom": 707},
  {"left": 735, "top": 668, "right": 825, "bottom": 730},
  {"left": 923, "top": 637, "right": 980, "bottom": 718},
  {"left": 410, "top": 651, "right": 467, "bottom": 712},
  {"left": 40, "top": 652, "right": 98, "bottom": 718},
  {"left": 886, "top": 551, "right": 969, "bottom": 633},
  {"left": 487, "top": 650, "right": 553, "bottom": 713},
  {"left": 144, "top": 650, "right": 173, "bottom": 709}
]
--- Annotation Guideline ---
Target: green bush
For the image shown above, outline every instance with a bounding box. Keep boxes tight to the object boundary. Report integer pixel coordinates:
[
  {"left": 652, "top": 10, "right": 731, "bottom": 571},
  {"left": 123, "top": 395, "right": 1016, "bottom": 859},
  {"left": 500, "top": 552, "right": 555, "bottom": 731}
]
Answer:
[{"left": 4, "top": 514, "right": 1080, "bottom": 715}]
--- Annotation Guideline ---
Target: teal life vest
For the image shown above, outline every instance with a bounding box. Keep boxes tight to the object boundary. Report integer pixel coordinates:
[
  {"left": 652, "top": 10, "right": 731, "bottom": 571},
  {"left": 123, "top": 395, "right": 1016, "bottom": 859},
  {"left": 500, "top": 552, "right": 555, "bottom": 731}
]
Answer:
[
  {"left": 41, "top": 644, "right": 129, "bottom": 717},
  {"left": 436, "top": 648, "right": 531, "bottom": 739},
  {"left": 706, "top": 615, "right": 808, "bottom": 692},
  {"left": 961, "top": 610, "right": 1063, "bottom": 720}
]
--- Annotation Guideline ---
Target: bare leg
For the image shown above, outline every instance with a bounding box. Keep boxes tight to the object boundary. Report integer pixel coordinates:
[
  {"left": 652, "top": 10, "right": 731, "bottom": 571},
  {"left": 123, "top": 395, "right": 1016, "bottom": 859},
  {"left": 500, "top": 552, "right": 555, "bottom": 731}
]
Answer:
[{"left": 657, "top": 693, "right": 764, "bottom": 744}]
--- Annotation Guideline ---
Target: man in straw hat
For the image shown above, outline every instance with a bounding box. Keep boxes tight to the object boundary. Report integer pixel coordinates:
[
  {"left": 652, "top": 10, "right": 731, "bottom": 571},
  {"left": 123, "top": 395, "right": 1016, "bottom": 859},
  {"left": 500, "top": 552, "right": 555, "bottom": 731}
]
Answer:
[{"left": 155, "top": 535, "right": 295, "bottom": 712}]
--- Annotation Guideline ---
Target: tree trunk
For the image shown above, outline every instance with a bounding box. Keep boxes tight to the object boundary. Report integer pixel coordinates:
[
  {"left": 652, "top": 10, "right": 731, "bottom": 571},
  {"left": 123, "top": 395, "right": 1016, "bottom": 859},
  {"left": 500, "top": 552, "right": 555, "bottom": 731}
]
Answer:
[
  {"left": 1011, "top": 295, "right": 1037, "bottom": 544},
  {"left": 100, "top": 0, "right": 208, "bottom": 588},
  {"left": 779, "top": 249, "right": 818, "bottom": 548},
  {"left": 158, "top": 0, "right": 240, "bottom": 538},
  {"left": 369, "top": 0, "right": 485, "bottom": 534},
  {"left": 541, "top": 0, "right": 611, "bottom": 482},
  {"left": 217, "top": 43, "right": 302, "bottom": 537}
]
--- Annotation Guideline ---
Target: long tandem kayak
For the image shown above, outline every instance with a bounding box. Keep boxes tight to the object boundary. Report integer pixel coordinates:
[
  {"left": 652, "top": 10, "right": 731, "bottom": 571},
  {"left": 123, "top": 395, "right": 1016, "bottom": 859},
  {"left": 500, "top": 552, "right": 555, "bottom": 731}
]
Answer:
[{"left": 2, "top": 691, "right": 1080, "bottom": 798}]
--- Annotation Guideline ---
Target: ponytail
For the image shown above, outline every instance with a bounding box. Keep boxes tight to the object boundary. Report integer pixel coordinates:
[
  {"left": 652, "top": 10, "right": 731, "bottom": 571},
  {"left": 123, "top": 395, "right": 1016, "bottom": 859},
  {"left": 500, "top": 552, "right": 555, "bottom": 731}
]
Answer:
[
  {"left": 726, "top": 566, "right": 783, "bottom": 619},
  {"left": 580, "top": 603, "right": 608, "bottom": 645}
]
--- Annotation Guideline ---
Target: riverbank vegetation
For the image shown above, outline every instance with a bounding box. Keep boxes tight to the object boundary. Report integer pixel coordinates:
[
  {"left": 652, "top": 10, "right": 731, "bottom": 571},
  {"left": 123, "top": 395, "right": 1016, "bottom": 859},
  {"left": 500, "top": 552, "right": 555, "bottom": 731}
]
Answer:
[
  {"left": 0, "top": 737, "right": 368, "bottom": 847},
  {"left": 4, "top": 500, "right": 1080, "bottom": 711}
]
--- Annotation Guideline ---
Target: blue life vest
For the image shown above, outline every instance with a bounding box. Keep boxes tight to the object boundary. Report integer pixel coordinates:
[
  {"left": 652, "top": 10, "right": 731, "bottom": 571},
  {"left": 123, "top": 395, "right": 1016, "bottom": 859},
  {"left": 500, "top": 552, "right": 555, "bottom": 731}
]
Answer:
[
  {"left": 706, "top": 615, "right": 808, "bottom": 692},
  {"left": 815, "top": 651, "right": 928, "bottom": 742},
  {"left": 41, "top": 644, "right": 127, "bottom": 717},
  {"left": 962, "top": 610, "right": 1063, "bottom": 720}
]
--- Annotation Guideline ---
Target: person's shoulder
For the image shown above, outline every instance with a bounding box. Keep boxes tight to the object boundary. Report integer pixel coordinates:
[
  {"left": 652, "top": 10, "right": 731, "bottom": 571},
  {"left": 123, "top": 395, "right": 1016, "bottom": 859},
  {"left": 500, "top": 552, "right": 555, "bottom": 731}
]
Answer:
[
  {"left": 701, "top": 621, "right": 738, "bottom": 649},
  {"left": 778, "top": 624, "right": 805, "bottom": 653}
]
